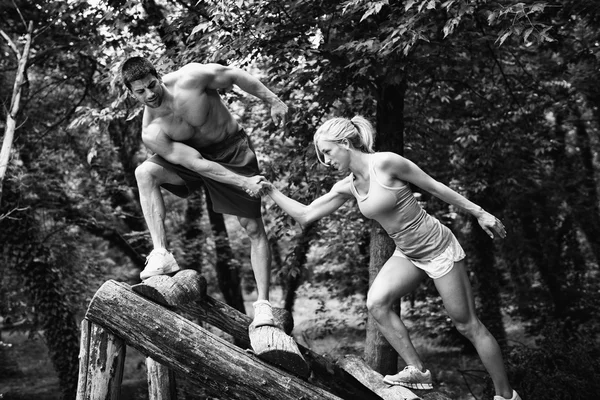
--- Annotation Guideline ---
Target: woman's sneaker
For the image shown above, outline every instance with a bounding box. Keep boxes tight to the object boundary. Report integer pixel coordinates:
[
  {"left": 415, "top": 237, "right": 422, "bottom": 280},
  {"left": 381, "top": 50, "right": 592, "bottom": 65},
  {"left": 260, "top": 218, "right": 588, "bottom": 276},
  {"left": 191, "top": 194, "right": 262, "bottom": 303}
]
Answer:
[
  {"left": 494, "top": 390, "right": 521, "bottom": 400},
  {"left": 251, "top": 300, "right": 275, "bottom": 327},
  {"left": 383, "top": 365, "right": 433, "bottom": 390},
  {"left": 140, "top": 248, "right": 181, "bottom": 280}
]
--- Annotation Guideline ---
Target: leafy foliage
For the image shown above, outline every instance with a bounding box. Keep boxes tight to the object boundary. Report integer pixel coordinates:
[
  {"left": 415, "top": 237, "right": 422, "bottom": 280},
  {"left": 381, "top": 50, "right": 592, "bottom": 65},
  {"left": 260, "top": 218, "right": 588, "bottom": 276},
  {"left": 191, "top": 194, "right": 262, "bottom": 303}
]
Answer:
[{"left": 2, "top": 0, "right": 600, "bottom": 398}]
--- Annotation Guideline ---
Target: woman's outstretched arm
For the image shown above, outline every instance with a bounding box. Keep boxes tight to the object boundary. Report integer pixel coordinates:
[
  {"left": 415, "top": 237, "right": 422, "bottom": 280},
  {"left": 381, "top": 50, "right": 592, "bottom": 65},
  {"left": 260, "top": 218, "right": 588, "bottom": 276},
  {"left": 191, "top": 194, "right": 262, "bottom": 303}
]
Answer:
[
  {"left": 262, "top": 176, "right": 353, "bottom": 229},
  {"left": 379, "top": 152, "right": 506, "bottom": 240}
]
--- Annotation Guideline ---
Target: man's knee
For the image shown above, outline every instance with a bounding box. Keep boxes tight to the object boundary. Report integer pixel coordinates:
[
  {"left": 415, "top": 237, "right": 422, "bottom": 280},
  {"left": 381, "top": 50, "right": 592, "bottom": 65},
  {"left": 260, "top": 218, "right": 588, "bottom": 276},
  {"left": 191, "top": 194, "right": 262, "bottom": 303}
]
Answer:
[
  {"left": 238, "top": 217, "right": 266, "bottom": 240},
  {"left": 135, "top": 162, "right": 156, "bottom": 185}
]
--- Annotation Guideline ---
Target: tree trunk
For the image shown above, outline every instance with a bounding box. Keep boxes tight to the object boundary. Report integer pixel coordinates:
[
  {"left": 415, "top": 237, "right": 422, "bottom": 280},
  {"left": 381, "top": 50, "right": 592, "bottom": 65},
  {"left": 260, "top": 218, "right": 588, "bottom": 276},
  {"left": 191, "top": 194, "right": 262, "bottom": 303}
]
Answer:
[
  {"left": 0, "top": 21, "right": 33, "bottom": 208},
  {"left": 284, "top": 223, "right": 316, "bottom": 313},
  {"left": 182, "top": 190, "right": 205, "bottom": 272},
  {"left": 468, "top": 217, "right": 506, "bottom": 346},
  {"left": 365, "top": 80, "right": 406, "bottom": 374},
  {"left": 365, "top": 222, "right": 397, "bottom": 375},
  {"left": 204, "top": 186, "right": 246, "bottom": 313}
]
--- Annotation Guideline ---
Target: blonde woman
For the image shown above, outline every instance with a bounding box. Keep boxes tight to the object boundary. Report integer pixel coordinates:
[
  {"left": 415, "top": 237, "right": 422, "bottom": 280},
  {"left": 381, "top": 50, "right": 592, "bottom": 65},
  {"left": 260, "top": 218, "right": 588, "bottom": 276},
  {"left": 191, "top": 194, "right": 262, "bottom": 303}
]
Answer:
[{"left": 261, "top": 116, "right": 520, "bottom": 400}]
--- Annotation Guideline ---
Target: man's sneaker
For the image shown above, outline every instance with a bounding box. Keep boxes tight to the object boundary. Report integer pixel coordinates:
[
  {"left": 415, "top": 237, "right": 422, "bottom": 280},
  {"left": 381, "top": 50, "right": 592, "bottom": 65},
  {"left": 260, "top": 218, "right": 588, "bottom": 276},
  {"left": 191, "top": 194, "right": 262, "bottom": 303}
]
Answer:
[
  {"left": 251, "top": 300, "right": 275, "bottom": 327},
  {"left": 383, "top": 365, "right": 433, "bottom": 390},
  {"left": 140, "top": 248, "right": 181, "bottom": 280},
  {"left": 494, "top": 390, "right": 521, "bottom": 400}
]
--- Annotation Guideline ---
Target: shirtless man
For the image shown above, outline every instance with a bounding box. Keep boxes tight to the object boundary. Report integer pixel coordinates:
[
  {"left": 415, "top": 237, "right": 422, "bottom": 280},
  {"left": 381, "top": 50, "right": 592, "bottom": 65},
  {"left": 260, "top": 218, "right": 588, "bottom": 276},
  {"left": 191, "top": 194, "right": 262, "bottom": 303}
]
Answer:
[{"left": 120, "top": 56, "right": 287, "bottom": 327}]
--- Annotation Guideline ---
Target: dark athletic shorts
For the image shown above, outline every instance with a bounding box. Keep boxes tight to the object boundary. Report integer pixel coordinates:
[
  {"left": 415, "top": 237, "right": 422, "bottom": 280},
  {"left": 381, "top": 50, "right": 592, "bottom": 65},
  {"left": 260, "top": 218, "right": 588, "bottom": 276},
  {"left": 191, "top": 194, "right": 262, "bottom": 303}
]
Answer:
[{"left": 146, "top": 129, "right": 261, "bottom": 219}]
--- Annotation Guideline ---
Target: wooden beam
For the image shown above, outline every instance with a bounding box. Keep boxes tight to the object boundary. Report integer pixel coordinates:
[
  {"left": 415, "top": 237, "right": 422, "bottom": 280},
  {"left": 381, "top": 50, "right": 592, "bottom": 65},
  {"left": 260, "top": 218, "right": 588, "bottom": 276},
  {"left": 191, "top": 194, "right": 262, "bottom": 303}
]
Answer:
[
  {"left": 132, "top": 270, "right": 385, "bottom": 400},
  {"left": 86, "top": 280, "right": 343, "bottom": 400},
  {"left": 146, "top": 358, "right": 176, "bottom": 400},
  {"left": 338, "top": 355, "right": 419, "bottom": 400},
  {"left": 137, "top": 271, "right": 386, "bottom": 400},
  {"left": 76, "top": 319, "right": 126, "bottom": 400}
]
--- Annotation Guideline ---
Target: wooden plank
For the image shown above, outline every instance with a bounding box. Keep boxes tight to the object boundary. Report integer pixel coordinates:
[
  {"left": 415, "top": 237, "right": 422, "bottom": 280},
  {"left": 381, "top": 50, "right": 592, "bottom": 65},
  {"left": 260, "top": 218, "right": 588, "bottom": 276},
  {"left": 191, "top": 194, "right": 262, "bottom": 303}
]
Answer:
[{"left": 85, "top": 280, "right": 343, "bottom": 400}]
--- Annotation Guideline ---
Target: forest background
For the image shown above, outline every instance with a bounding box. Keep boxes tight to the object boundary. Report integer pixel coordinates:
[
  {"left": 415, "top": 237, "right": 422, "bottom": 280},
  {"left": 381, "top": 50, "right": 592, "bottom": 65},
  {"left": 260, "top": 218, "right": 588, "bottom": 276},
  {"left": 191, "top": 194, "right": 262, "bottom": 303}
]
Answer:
[{"left": 1, "top": 0, "right": 600, "bottom": 399}]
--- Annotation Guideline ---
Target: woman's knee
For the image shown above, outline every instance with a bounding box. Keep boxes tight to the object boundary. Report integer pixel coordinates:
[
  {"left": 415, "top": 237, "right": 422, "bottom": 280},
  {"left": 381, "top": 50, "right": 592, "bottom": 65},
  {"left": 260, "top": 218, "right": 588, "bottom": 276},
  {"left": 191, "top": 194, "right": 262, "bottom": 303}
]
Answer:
[
  {"left": 454, "top": 317, "right": 484, "bottom": 340},
  {"left": 366, "top": 291, "right": 392, "bottom": 320}
]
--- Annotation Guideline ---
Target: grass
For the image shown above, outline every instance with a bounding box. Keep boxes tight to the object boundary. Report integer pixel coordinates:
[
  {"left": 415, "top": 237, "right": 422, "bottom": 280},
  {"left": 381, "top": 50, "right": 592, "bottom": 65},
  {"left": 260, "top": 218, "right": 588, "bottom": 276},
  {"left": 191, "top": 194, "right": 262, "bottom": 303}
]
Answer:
[{"left": 0, "top": 283, "right": 524, "bottom": 400}]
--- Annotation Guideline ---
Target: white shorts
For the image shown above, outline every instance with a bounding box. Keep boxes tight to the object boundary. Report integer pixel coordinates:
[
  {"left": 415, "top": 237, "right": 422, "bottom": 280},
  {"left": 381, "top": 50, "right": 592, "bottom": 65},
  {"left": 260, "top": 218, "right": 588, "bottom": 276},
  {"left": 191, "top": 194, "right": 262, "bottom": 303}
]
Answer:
[{"left": 392, "top": 236, "right": 466, "bottom": 279}]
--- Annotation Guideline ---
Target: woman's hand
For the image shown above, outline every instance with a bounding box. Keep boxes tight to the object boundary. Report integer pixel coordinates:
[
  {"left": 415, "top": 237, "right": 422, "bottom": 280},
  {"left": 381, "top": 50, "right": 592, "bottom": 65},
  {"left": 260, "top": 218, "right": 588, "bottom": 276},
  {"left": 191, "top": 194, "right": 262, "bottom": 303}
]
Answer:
[
  {"left": 257, "top": 180, "right": 275, "bottom": 197},
  {"left": 477, "top": 212, "right": 507, "bottom": 239}
]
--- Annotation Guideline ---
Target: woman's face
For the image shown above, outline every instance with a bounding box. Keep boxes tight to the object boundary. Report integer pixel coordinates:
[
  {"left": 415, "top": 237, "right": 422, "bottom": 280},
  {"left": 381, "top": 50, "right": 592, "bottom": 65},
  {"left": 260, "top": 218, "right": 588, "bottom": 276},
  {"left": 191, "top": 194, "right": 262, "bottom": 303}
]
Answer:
[{"left": 317, "top": 138, "right": 350, "bottom": 172}]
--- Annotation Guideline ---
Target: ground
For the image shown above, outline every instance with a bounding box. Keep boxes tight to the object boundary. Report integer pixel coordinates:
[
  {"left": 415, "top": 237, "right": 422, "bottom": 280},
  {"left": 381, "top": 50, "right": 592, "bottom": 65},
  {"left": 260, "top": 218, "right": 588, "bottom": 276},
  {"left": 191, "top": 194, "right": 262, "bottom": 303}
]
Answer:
[{"left": 0, "top": 284, "right": 523, "bottom": 400}]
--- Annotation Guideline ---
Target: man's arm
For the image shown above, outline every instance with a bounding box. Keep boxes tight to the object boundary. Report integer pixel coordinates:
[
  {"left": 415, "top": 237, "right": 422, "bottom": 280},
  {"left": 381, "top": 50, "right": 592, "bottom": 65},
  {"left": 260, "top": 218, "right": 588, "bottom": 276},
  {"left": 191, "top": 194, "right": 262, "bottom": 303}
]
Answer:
[
  {"left": 178, "top": 63, "right": 288, "bottom": 127},
  {"left": 143, "top": 124, "right": 264, "bottom": 195}
]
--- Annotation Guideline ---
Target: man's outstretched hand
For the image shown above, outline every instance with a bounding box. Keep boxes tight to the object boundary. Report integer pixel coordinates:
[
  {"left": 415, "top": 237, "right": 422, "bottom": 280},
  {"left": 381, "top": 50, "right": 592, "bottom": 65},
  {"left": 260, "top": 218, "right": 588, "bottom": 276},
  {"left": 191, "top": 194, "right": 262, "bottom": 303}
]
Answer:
[{"left": 244, "top": 176, "right": 274, "bottom": 198}]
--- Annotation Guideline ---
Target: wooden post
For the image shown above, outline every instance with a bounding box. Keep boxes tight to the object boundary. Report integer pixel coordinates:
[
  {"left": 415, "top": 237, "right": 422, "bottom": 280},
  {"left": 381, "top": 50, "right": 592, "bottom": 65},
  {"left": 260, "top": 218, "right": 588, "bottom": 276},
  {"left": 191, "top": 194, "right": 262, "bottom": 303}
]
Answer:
[
  {"left": 76, "top": 319, "right": 126, "bottom": 400},
  {"left": 137, "top": 270, "right": 385, "bottom": 400},
  {"left": 146, "top": 358, "right": 176, "bottom": 400},
  {"left": 86, "top": 280, "right": 343, "bottom": 400}
]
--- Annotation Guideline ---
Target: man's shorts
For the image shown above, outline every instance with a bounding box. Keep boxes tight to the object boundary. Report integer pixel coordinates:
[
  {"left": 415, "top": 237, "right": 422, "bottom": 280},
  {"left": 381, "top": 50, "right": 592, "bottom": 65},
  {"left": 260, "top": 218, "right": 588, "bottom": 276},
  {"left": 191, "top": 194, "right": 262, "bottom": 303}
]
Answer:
[
  {"left": 392, "top": 235, "right": 466, "bottom": 279},
  {"left": 146, "top": 129, "right": 261, "bottom": 219}
]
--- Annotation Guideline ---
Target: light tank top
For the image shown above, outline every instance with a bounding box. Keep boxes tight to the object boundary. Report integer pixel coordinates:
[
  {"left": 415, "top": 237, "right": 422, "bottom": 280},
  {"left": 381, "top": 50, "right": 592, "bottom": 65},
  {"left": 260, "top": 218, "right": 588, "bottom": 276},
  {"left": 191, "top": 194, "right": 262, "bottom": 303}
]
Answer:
[{"left": 349, "top": 154, "right": 453, "bottom": 260}]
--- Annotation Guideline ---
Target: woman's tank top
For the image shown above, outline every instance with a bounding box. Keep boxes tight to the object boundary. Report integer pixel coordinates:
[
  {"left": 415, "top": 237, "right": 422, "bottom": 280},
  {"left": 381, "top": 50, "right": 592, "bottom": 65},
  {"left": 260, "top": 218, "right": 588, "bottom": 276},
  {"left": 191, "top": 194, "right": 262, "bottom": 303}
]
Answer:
[{"left": 349, "top": 154, "right": 453, "bottom": 260}]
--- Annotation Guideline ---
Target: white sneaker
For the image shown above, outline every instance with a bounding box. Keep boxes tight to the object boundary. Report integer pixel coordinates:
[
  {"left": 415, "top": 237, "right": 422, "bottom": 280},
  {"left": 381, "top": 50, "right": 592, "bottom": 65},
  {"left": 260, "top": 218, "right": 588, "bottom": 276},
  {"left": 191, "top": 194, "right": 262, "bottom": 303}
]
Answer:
[
  {"left": 383, "top": 365, "right": 433, "bottom": 390},
  {"left": 494, "top": 390, "right": 521, "bottom": 400},
  {"left": 140, "top": 248, "right": 181, "bottom": 280},
  {"left": 251, "top": 300, "right": 275, "bottom": 327}
]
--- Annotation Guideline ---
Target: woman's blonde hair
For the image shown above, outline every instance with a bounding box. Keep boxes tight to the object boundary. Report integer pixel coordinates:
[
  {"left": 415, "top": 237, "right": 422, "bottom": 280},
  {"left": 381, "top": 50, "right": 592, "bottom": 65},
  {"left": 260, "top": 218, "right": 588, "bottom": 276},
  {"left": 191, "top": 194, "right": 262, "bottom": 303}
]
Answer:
[{"left": 313, "top": 116, "right": 376, "bottom": 165}]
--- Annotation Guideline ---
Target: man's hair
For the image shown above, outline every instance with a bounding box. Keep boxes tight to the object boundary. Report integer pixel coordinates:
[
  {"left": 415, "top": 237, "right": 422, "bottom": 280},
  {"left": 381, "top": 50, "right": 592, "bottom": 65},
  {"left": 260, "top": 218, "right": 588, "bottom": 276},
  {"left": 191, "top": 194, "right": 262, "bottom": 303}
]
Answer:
[{"left": 120, "top": 56, "right": 160, "bottom": 90}]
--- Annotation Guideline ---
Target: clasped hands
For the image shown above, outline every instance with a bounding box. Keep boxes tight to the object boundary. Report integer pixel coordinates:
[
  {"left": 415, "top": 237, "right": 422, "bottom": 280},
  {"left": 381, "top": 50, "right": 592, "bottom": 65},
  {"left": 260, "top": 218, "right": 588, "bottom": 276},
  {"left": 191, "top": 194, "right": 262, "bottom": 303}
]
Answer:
[{"left": 243, "top": 176, "right": 274, "bottom": 198}]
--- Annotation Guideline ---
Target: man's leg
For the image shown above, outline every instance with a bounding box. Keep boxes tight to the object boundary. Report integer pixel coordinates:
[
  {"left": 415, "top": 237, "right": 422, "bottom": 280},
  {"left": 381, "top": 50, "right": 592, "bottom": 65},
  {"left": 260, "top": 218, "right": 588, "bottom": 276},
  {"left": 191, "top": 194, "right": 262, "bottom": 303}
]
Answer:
[
  {"left": 135, "top": 161, "right": 184, "bottom": 279},
  {"left": 237, "top": 216, "right": 274, "bottom": 327}
]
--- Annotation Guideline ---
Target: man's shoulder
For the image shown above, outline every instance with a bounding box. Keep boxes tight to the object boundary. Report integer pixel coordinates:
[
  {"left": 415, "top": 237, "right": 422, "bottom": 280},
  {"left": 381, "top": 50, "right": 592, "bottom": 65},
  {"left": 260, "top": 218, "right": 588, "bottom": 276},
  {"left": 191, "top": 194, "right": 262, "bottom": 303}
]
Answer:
[{"left": 165, "top": 63, "right": 213, "bottom": 89}]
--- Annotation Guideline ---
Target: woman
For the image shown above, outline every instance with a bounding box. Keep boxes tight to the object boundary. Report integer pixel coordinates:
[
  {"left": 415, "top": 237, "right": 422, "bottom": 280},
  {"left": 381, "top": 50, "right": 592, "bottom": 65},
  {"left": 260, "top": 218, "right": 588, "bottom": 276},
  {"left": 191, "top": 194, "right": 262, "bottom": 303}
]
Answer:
[{"left": 260, "top": 116, "right": 520, "bottom": 400}]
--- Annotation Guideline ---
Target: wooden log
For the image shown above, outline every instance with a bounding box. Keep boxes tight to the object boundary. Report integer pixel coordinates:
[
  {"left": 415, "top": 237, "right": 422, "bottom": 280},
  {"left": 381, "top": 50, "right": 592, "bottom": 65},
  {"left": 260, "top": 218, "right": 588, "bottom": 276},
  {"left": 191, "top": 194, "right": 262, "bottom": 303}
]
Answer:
[
  {"left": 146, "top": 358, "right": 177, "bottom": 400},
  {"left": 178, "top": 295, "right": 384, "bottom": 400},
  {"left": 338, "top": 356, "right": 454, "bottom": 400},
  {"left": 85, "top": 280, "right": 343, "bottom": 400},
  {"left": 338, "top": 355, "right": 419, "bottom": 400},
  {"left": 131, "top": 269, "right": 206, "bottom": 308},
  {"left": 132, "top": 270, "right": 294, "bottom": 334},
  {"left": 133, "top": 270, "right": 383, "bottom": 400},
  {"left": 248, "top": 324, "right": 310, "bottom": 378},
  {"left": 76, "top": 319, "right": 126, "bottom": 400}
]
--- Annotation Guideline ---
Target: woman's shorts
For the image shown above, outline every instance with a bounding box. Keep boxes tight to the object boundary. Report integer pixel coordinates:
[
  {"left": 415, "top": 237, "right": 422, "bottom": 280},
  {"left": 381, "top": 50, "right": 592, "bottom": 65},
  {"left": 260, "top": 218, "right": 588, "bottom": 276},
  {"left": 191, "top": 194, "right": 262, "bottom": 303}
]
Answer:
[{"left": 392, "top": 235, "right": 466, "bottom": 279}]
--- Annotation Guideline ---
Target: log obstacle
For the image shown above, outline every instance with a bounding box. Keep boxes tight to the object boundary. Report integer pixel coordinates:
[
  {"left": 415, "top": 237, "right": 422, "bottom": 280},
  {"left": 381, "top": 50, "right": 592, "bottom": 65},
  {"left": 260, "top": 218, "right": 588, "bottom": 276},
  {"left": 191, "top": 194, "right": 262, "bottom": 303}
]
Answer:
[{"left": 76, "top": 269, "right": 451, "bottom": 400}]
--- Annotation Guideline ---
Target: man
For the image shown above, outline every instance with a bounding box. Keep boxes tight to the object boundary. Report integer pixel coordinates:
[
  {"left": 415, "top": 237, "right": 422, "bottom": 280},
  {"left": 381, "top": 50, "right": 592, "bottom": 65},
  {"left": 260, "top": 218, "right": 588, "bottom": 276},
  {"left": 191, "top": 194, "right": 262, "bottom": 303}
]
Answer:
[{"left": 120, "top": 56, "right": 287, "bottom": 327}]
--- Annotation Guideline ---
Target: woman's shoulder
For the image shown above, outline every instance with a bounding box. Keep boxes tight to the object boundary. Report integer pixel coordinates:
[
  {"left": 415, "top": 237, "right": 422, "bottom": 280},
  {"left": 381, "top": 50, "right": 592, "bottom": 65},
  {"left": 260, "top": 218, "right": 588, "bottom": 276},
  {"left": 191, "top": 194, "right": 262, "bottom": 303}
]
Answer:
[
  {"left": 331, "top": 175, "right": 354, "bottom": 195},
  {"left": 372, "top": 151, "right": 407, "bottom": 171}
]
